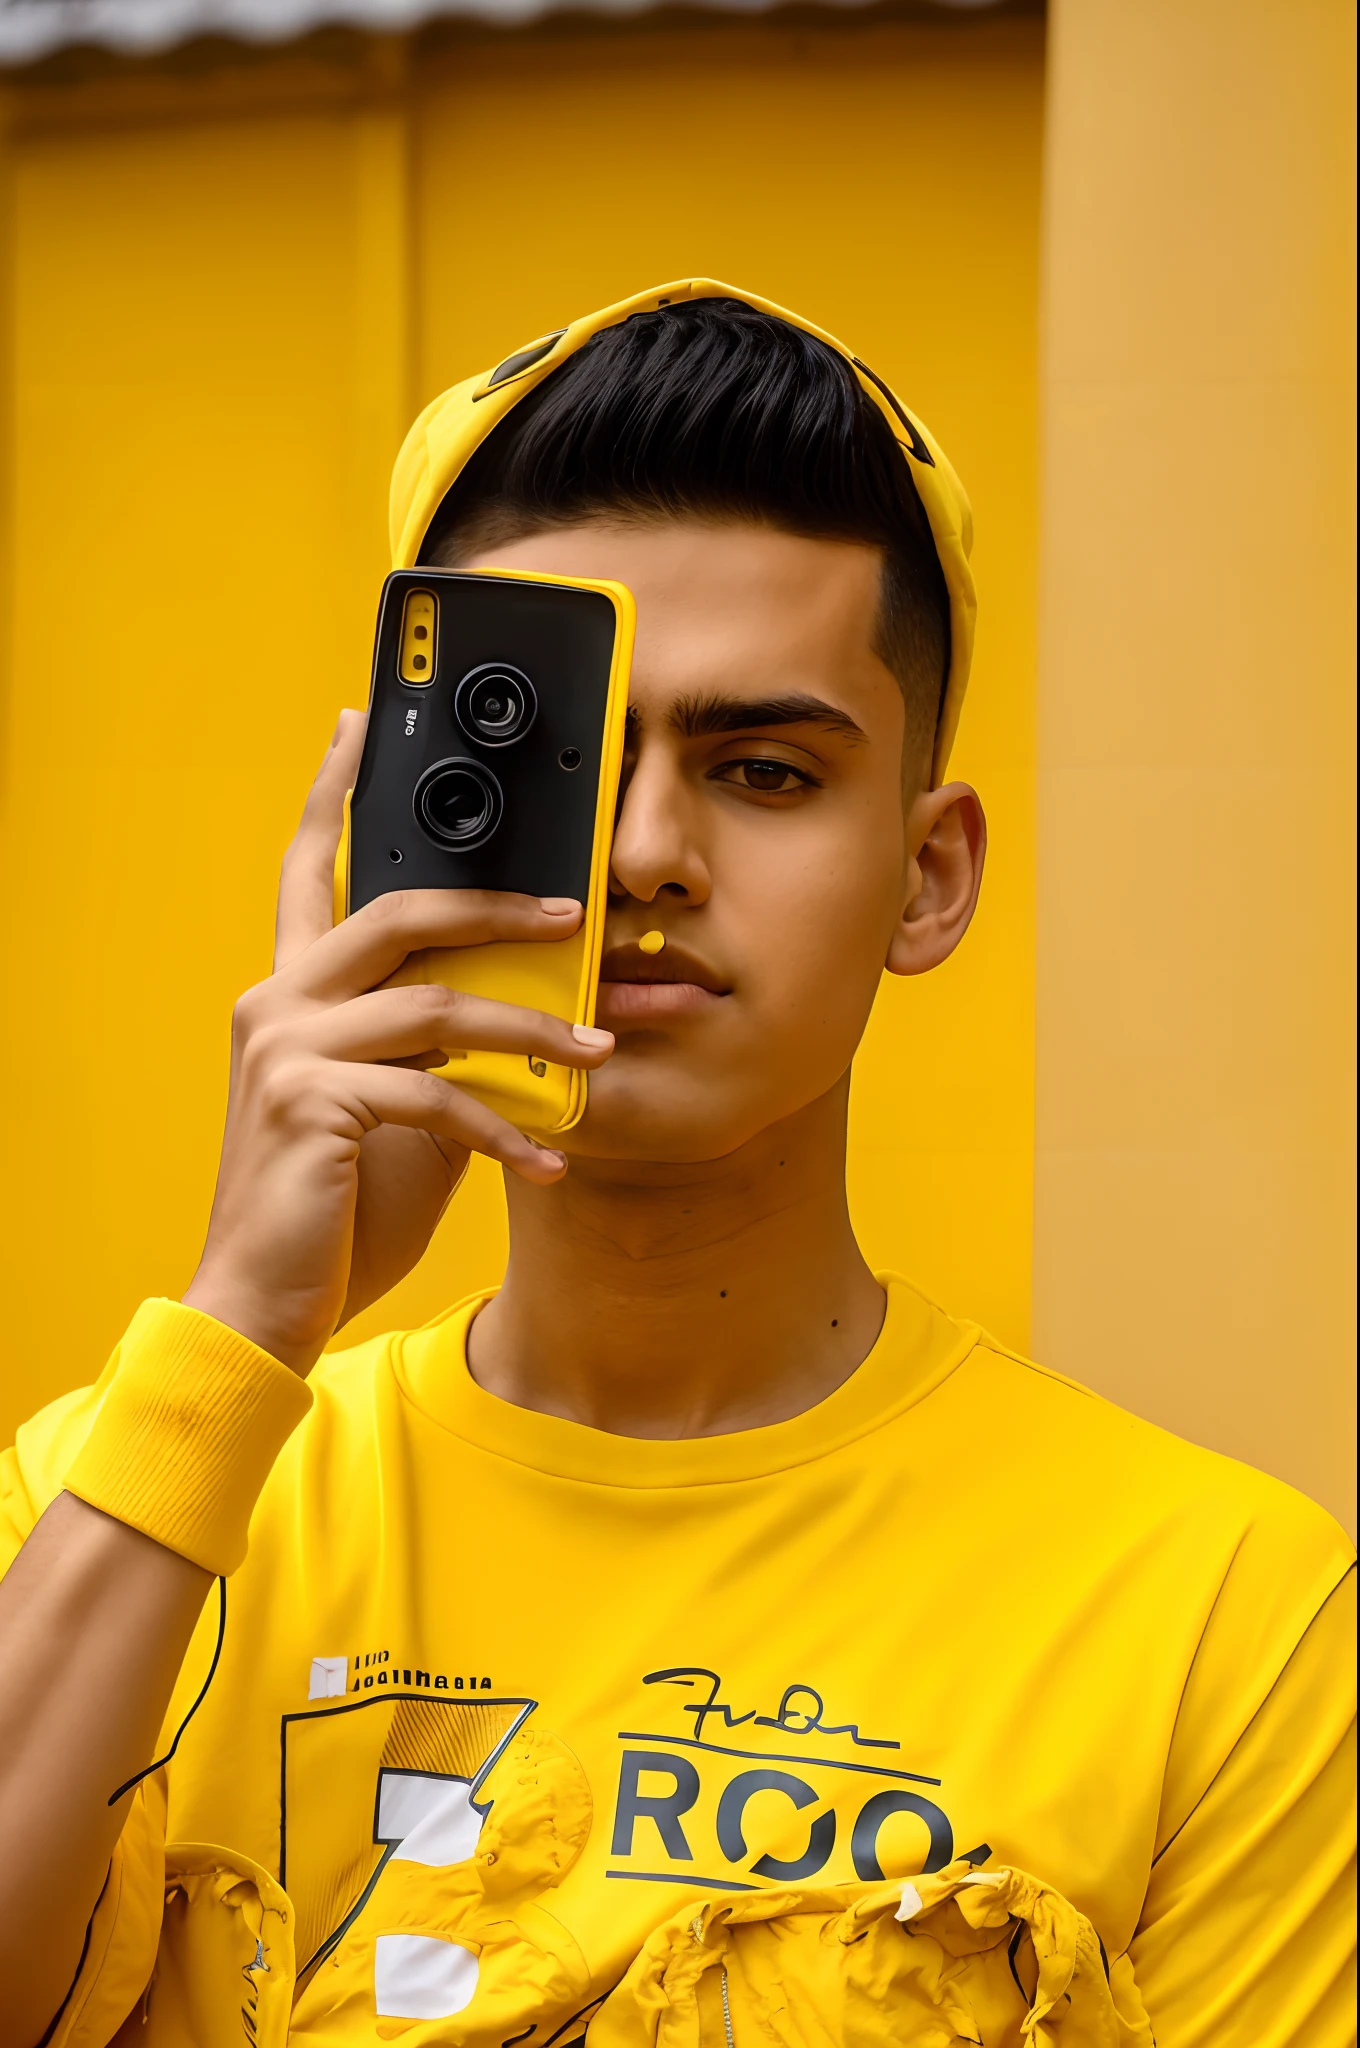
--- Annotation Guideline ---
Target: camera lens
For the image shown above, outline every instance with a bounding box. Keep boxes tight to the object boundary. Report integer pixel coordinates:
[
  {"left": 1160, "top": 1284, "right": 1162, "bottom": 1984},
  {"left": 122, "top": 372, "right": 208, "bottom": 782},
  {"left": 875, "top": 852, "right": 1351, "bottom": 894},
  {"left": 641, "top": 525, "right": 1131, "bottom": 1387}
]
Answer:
[
  {"left": 414, "top": 759, "right": 503, "bottom": 850},
  {"left": 454, "top": 664, "right": 537, "bottom": 747}
]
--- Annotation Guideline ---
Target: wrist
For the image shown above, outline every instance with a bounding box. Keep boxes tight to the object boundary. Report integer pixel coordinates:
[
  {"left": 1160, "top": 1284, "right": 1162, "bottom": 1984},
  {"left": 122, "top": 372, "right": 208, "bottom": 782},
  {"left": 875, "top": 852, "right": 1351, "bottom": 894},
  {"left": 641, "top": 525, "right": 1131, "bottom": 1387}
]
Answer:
[
  {"left": 181, "top": 1270, "right": 331, "bottom": 1378},
  {"left": 64, "top": 1300, "right": 314, "bottom": 1577}
]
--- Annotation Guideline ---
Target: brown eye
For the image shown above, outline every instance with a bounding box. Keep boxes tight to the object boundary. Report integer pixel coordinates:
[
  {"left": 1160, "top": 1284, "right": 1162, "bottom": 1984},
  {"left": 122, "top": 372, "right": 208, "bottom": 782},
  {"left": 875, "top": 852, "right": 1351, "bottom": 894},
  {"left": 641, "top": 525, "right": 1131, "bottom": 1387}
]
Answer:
[
  {"left": 741, "top": 761, "right": 797, "bottom": 791},
  {"left": 713, "top": 757, "right": 816, "bottom": 794}
]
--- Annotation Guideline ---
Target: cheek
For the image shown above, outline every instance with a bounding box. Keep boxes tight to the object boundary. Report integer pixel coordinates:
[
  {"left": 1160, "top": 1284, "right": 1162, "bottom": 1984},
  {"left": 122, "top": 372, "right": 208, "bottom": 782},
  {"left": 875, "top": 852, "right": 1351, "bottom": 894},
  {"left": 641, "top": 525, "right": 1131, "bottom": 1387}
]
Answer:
[
  {"left": 572, "top": 806, "right": 903, "bottom": 1158},
  {"left": 722, "top": 808, "right": 903, "bottom": 1034}
]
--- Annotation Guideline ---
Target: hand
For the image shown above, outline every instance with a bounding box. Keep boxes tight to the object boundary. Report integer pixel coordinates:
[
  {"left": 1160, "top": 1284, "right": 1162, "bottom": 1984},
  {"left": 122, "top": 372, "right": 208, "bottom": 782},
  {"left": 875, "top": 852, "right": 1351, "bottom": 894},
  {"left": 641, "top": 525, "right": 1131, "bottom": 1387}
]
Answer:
[{"left": 182, "top": 711, "right": 613, "bottom": 1373}]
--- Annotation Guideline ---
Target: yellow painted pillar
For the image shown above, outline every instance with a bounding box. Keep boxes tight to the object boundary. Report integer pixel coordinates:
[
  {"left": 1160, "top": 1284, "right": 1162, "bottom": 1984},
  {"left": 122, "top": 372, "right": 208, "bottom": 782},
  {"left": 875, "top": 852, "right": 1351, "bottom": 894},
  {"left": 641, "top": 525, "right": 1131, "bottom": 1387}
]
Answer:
[{"left": 1034, "top": 0, "right": 1357, "bottom": 1530}]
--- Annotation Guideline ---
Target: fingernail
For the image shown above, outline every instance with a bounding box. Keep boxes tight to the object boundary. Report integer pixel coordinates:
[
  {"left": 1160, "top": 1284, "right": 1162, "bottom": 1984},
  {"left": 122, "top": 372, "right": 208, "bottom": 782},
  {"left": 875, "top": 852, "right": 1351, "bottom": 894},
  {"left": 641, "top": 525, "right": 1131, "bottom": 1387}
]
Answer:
[
  {"left": 572, "top": 1024, "right": 614, "bottom": 1049},
  {"left": 540, "top": 897, "right": 581, "bottom": 916},
  {"left": 541, "top": 1150, "right": 568, "bottom": 1173}
]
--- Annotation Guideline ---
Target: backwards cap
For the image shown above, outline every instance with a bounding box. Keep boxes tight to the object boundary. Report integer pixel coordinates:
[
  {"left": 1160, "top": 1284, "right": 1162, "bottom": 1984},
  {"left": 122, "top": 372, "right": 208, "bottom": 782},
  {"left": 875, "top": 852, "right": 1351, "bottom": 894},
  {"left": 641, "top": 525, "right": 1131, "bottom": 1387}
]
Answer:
[{"left": 389, "top": 281, "right": 975, "bottom": 787}]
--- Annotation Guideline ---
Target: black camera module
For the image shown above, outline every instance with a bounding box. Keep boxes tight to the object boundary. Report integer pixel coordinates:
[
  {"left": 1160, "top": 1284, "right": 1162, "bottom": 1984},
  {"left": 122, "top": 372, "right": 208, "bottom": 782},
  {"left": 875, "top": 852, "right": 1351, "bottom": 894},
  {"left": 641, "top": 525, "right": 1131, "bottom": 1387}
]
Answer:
[
  {"left": 414, "top": 758, "right": 504, "bottom": 851},
  {"left": 454, "top": 663, "right": 537, "bottom": 747}
]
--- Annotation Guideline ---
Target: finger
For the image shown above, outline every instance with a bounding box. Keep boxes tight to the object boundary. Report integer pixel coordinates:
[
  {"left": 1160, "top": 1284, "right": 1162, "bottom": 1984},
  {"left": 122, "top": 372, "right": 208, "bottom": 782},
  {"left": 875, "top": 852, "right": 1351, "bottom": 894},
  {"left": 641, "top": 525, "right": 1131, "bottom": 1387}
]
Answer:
[
  {"left": 343, "top": 1062, "right": 568, "bottom": 1184},
  {"left": 275, "top": 709, "right": 368, "bottom": 970},
  {"left": 279, "top": 888, "right": 583, "bottom": 1004},
  {"left": 303, "top": 985, "right": 614, "bottom": 1069}
]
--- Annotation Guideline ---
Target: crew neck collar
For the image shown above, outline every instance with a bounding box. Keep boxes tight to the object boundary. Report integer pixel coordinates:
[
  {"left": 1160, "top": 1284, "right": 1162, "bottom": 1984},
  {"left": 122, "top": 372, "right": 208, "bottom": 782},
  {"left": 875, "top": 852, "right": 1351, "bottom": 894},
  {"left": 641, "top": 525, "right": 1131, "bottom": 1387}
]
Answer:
[{"left": 393, "top": 1276, "right": 977, "bottom": 1488}]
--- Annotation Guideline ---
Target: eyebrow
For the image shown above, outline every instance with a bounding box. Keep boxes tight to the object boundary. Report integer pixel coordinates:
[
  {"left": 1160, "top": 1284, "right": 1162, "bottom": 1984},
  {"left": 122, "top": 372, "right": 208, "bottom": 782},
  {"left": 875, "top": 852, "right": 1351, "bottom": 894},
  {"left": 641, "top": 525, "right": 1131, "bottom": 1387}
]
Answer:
[{"left": 645, "top": 691, "right": 869, "bottom": 745}]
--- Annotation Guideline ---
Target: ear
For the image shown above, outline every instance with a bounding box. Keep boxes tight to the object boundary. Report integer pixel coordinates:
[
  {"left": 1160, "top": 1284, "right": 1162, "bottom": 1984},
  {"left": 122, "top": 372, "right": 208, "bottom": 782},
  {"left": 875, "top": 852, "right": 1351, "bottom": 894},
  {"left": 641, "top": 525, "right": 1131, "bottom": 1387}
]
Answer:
[{"left": 885, "top": 782, "right": 987, "bottom": 977}]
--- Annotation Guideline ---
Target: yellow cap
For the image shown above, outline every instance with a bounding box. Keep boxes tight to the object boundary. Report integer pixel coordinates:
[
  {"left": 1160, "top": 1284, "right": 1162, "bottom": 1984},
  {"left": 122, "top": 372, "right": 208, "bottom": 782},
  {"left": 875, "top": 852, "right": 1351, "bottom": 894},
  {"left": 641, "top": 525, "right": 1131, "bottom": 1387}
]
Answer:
[{"left": 389, "top": 281, "right": 976, "bottom": 788}]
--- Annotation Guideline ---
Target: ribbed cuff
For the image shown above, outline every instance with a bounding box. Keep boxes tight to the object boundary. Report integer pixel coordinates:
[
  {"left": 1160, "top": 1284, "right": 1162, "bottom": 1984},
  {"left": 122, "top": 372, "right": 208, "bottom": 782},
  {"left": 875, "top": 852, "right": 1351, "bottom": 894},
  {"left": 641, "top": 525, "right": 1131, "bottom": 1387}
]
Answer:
[{"left": 64, "top": 1299, "right": 313, "bottom": 1576}]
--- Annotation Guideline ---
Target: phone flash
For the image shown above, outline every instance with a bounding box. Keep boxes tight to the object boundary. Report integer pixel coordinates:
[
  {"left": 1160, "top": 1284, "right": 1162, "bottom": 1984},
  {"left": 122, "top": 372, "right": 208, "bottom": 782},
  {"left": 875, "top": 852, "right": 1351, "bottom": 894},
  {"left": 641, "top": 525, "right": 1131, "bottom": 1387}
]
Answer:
[
  {"left": 399, "top": 589, "right": 438, "bottom": 685},
  {"left": 639, "top": 930, "right": 665, "bottom": 955}
]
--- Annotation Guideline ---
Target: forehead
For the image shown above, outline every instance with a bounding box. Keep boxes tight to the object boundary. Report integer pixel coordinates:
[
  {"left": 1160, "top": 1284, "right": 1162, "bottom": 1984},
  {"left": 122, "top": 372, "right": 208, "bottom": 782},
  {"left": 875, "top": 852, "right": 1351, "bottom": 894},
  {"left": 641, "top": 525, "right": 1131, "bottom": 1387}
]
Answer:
[{"left": 460, "top": 520, "right": 900, "bottom": 730}]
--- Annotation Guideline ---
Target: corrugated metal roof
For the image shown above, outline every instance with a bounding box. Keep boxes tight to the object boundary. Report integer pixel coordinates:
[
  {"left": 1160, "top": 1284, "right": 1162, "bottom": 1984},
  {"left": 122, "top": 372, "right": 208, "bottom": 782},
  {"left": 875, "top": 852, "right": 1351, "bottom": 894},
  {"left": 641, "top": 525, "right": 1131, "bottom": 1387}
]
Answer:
[{"left": 1, "top": 0, "right": 1001, "bottom": 67}]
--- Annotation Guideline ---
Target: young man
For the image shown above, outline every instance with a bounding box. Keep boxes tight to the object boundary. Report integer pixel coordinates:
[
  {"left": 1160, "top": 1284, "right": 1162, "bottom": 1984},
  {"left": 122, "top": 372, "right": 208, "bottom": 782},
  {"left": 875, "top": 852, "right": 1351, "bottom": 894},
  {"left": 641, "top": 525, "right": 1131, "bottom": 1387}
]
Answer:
[{"left": 0, "top": 286, "right": 1352, "bottom": 2048}]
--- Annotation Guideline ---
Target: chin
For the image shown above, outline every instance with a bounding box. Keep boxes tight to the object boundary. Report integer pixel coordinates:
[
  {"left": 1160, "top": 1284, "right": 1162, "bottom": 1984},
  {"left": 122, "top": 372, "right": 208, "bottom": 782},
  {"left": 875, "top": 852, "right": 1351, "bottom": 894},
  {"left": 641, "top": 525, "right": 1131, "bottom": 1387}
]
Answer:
[{"left": 559, "top": 1057, "right": 780, "bottom": 1166}]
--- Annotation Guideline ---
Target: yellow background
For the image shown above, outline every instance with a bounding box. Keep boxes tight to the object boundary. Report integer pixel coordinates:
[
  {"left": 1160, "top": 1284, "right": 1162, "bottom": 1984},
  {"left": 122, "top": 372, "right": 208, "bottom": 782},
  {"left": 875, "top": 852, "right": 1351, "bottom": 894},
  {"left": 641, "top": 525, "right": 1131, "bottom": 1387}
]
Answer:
[
  {"left": 1035, "top": 0, "right": 1356, "bottom": 1531},
  {"left": 0, "top": 5, "right": 1351, "bottom": 1532}
]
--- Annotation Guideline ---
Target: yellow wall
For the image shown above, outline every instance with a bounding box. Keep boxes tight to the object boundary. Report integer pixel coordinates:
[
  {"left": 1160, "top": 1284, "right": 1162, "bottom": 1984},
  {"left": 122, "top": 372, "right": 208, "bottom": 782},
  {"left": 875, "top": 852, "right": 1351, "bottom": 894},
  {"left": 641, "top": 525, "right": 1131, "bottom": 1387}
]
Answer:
[
  {"left": 0, "top": 16, "right": 1044, "bottom": 1443},
  {"left": 1035, "top": 0, "right": 1356, "bottom": 1531}
]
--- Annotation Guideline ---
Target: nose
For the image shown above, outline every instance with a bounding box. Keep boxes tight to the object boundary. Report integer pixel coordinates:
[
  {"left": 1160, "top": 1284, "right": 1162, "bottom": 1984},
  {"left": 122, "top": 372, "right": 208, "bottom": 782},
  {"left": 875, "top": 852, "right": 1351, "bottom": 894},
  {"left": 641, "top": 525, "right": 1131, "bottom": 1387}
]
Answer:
[{"left": 608, "top": 737, "right": 712, "bottom": 908}]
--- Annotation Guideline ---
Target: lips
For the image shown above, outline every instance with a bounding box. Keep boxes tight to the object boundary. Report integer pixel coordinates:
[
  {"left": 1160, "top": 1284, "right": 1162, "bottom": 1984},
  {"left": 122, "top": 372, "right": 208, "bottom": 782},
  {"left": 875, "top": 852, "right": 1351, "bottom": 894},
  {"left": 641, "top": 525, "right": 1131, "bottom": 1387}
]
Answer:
[{"left": 594, "top": 939, "right": 729, "bottom": 1025}]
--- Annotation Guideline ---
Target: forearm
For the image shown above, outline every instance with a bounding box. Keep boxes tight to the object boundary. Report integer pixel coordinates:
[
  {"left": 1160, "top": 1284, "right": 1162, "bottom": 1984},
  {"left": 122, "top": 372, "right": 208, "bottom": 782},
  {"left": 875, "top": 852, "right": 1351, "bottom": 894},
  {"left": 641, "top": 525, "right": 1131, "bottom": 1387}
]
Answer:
[
  {"left": 0, "top": 1493, "right": 211, "bottom": 2048},
  {"left": 0, "top": 1298, "right": 312, "bottom": 2046}
]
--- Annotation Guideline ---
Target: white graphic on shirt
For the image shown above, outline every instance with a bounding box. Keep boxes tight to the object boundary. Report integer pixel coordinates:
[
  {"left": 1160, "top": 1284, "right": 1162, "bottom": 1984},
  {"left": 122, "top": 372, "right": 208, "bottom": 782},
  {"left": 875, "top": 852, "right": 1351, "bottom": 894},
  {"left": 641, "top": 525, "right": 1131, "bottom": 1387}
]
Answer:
[
  {"left": 376, "top": 1768, "right": 485, "bottom": 1866},
  {"left": 308, "top": 1656, "right": 348, "bottom": 1700},
  {"left": 374, "top": 1932, "right": 479, "bottom": 2020},
  {"left": 283, "top": 1694, "right": 538, "bottom": 1978}
]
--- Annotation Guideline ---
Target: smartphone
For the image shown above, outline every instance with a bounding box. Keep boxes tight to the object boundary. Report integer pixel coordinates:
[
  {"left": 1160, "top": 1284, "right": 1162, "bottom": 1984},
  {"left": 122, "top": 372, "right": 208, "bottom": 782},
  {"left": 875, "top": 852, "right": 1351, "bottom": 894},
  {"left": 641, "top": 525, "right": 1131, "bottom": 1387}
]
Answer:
[{"left": 334, "top": 567, "right": 634, "bottom": 1135}]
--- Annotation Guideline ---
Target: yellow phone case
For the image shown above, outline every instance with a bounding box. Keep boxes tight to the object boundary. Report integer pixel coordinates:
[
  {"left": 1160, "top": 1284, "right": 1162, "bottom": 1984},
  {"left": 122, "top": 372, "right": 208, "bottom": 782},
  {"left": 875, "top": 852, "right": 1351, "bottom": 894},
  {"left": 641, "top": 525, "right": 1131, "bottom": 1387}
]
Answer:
[{"left": 334, "top": 569, "right": 634, "bottom": 1136}]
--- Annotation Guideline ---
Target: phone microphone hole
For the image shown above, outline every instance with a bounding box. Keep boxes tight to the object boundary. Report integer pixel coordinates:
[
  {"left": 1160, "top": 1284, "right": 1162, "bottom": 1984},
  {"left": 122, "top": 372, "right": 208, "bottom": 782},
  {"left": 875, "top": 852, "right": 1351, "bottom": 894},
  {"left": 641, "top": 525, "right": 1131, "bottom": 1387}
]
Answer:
[
  {"left": 388, "top": 848, "right": 404, "bottom": 864},
  {"left": 559, "top": 747, "right": 582, "bottom": 771}
]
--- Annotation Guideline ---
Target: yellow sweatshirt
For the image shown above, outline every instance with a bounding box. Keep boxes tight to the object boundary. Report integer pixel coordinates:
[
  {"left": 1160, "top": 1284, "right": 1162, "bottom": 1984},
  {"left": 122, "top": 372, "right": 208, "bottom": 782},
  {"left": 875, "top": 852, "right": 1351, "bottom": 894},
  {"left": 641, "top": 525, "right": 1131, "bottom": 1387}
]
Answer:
[{"left": 1, "top": 1278, "right": 1353, "bottom": 2046}]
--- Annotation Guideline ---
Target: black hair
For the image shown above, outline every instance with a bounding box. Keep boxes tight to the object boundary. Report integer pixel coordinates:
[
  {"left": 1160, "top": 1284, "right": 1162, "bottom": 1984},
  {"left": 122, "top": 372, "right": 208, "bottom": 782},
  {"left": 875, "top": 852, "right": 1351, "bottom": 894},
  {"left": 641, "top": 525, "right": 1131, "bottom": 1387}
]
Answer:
[{"left": 420, "top": 298, "right": 950, "bottom": 769}]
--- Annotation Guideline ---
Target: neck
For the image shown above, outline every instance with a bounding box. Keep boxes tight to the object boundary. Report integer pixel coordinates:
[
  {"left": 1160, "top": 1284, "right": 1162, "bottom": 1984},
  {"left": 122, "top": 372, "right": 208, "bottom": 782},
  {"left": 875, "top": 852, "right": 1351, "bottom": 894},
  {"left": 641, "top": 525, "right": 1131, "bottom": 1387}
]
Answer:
[{"left": 465, "top": 1078, "right": 885, "bottom": 1438}]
